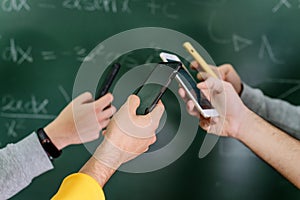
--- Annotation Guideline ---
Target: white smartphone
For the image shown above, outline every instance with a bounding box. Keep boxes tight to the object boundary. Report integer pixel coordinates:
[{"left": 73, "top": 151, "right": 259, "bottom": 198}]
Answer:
[{"left": 160, "top": 52, "right": 218, "bottom": 118}]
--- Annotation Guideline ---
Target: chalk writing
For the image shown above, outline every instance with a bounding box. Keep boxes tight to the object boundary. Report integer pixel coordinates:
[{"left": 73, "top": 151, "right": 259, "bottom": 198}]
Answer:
[
  {"left": 2, "top": 39, "right": 33, "bottom": 64},
  {"left": 6, "top": 120, "right": 18, "bottom": 137},
  {"left": 232, "top": 34, "right": 253, "bottom": 52},
  {"left": 147, "top": 0, "right": 178, "bottom": 19},
  {"left": 279, "top": 84, "right": 300, "bottom": 98},
  {"left": 1, "top": 0, "right": 30, "bottom": 12},
  {"left": 62, "top": 0, "right": 131, "bottom": 13},
  {"left": 58, "top": 85, "right": 71, "bottom": 103},
  {"left": 5, "top": 120, "right": 25, "bottom": 138},
  {"left": 272, "top": 0, "right": 292, "bottom": 13},
  {"left": 1, "top": 95, "right": 48, "bottom": 114},
  {"left": 0, "top": 112, "right": 56, "bottom": 120},
  {"left": 121, "top": 0, "right": 131, "bottom": 13},
  {"left": 208, "top": 12, "right": 284, "bottom": 64},
  {"left": 208, "top": 11, "right": 231, "bottom": 44},
  {"left": 259, "top": 35, "right": 284, "bottom": 64},
  {"left": 271, "top": 0, "right": 300, "bottom": 12},
  {"left": 74, "top": 46, "right": 89, "bottom": 61},
  {"left": 0, "top": 95, "right": 56, "bottom": 120},
  {"left": 41, "top": 51, "right": 57, "bottom": 60},
  {"left": 257, "top": 78, "right": 300, "bottom": 99},
  {"left": 0, "top": 38, "right": 124, "bottom": 63}
]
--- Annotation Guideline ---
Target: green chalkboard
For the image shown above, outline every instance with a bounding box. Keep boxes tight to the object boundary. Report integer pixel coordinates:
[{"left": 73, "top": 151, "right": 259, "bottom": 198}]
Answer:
[{"left": 1, "top": 0, "right": 300, "bottom": 199}]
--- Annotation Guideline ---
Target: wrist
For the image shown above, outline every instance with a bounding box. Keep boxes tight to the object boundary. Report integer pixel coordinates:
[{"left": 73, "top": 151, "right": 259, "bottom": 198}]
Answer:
[
  {"left": 231, "top": 108, "right": 254, "bottom": 140},
  {"left": 79, "top": 157, "right": 116, "bottom": 187},
  {"left": 44, "top": 122, "right": 69, "bottom": 150}
]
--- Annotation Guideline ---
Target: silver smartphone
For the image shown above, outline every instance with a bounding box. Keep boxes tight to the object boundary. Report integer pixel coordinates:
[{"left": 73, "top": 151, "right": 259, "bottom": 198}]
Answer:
[{"left": 160, "top": 52, "right": 218, "bottom": 118}]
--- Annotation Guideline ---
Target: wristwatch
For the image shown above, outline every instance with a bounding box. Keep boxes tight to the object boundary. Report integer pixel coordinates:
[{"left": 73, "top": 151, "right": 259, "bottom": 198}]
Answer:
[{"left": 37, "top": 128, "right": 62, "bottom": 160}]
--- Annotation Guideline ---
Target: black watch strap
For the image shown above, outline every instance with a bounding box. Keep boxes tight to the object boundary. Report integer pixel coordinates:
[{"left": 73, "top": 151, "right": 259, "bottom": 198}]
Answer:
[{"left": 37, "top": 128, "right": 62, "bottom": 160}]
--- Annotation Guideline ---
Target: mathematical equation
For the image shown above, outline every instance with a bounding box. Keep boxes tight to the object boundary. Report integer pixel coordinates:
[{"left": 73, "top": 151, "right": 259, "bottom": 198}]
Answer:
[
  {"left": 0, "top": 38, "right": 163, "bottom": 66},
  {"left": 0, "top": 85, "right": 70, "bottom": 139},
  {"left": 208, "top": 11, "right": 285, "bottom": 64},
  {"left": 0, "top": 38, "right": 101, "bottom": 64},
  {"left": 0, "top": 0, "right": 179, "bottom": 19}
]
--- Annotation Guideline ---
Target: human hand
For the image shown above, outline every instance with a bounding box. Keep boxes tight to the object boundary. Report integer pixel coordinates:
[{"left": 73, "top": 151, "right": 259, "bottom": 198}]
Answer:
[
  {"left": 197, "top": 74, "right": 249, "bottom": 138},
  {"left": 93, "top": 95, "right": 165, "bottom": 169},
  {"left": 191, "top": 61, "right": 242, "bottom": 95},
  {"left": 44, "top": 92, "right": 116, "bottom": 150},
  {"left": 79, "top": 95, "right": 164, "bottom": 187},
  {"left": 178, "top": 62, "right": 243, "bottom": 120}
]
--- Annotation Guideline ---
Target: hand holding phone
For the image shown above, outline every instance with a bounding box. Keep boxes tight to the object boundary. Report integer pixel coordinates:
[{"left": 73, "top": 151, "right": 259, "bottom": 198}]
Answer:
[
  {"left": 134, "top": 62, "right": 181, "bottom": 115},
  {"left": 159, "top": 52, "right": 218, "bottom": 118}
]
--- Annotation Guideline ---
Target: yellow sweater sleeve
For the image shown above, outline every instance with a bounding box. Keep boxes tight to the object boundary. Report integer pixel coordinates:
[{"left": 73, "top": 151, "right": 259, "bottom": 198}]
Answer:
[{"left": 52, "top": 173, "right": 105, "bottom": 200}]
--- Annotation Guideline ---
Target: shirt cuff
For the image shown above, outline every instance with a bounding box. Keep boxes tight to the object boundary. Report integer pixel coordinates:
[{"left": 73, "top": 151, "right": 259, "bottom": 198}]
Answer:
[{"left": 240, "top": 83, "right": 263, "bottom": 112}]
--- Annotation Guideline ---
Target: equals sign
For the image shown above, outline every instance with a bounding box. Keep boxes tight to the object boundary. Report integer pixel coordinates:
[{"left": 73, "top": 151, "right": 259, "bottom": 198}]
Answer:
[{"left": 41, "top": 51, "right": 57, "bottom": 60}]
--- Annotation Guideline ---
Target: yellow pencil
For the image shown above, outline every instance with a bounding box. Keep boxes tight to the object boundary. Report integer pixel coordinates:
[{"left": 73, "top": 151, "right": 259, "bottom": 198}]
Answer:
[{"left": 183, "top": 42, "right": 218, "bottom": 79}]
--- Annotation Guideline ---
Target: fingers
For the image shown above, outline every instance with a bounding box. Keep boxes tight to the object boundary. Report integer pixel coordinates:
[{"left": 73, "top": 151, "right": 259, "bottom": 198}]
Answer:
[
  {"left": 99, "top": 118, "right": 110, "bottom": 130},
  {"left": 218, "top": 64, "right": 233, "bottom": 77},
  {"left": 186, "top": 100, "right": 201, "bottom": 118},
  {"left": 75, "top": 92, "right": 93, "bottom": 104},
  {"left": 178, "top": 87, "right": 190, "bottom": 103},
  {"left": 197, "top": 77, "right": 223, "bottom": 94},
  {"left": 94, "top": 93, "right": 114, "bottom": 111},
  {"left": 190, "top": 61, "right": 201, "bottom": 71},
  {"left": 98, "top": 105, "right": 116, "bottom": 121},
  {"left": 191, "top": 61, "right": 220, "bottom": 79},
  {"left": 197, "top": 72, "right": 210, "bottom": 81}
]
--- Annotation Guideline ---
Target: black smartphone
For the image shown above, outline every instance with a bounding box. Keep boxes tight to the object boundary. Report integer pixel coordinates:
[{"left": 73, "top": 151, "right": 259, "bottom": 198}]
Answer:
[
  {"left": 95, "top": 63, "right": 121, "bottom": 99},
  {"left": 134, "top": 62, "right": 182, "bottom": 115}
]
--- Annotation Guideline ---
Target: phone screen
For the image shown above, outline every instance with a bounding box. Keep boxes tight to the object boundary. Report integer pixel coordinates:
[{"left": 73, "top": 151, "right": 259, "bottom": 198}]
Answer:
[
  {"left": 177, "top": 68, "right": 214, "bottom": 110},
  {"left": 162, "top": 55, "right": 214, "bottom": 110},
  {"left": 134, "top": 62, "right": 181, "bottom": 115}
]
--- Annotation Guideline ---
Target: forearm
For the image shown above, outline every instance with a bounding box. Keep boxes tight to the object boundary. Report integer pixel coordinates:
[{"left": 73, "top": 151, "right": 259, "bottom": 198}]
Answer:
[
  {"left": 237, "top": 110, "right": 300, "bottom": 188},
  {"left": 79, "top": 157, "right": 116, "bottom": 188},
  {"left": 241, "top": 83, "right": 300, "bottom": 139}
]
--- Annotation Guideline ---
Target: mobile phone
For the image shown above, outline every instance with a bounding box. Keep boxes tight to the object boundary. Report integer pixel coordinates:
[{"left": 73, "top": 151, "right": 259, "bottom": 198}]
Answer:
[
  {"left": 160, "top": 52, "right": 218, "bottom": 118},
  {"left": 95, "top": 63, "right": 121, "bottom": 99},
  {"left": 134, "top": 62, "right": 182, "bottom": 115}
]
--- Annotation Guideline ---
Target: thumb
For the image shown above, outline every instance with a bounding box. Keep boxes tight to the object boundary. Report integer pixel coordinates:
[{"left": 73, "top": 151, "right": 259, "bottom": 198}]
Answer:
[
  {"left": 197, "top": 72, "right": 210, "bottom": 81},
  {"left": 127, "top": 95, "right": 141, "bottom": 116}
]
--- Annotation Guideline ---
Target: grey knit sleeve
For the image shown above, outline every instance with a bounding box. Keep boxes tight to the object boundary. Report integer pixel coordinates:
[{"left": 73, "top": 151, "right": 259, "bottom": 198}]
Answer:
[
  {"left": 241, "top": 83, "right": 300, "bottom": 139},
  {"left": 0, "top": 132, "right": 54, "bottom": 200}
]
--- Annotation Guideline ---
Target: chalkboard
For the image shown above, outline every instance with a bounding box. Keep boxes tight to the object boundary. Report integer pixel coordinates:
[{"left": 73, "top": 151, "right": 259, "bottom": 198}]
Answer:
[{"left": 1, "top": 0, "right": 300, "bottom": 199}]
